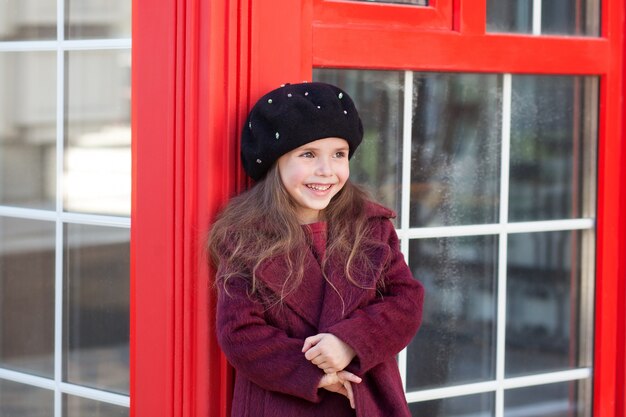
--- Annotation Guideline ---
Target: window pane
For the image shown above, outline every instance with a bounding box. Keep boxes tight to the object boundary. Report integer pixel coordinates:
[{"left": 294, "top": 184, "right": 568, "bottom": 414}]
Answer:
[
  {"left": 504, "top": 380, "right": 592, "bottom": 417},
  {"left": 0, "top": 52, "right": 57, "bottom": 210},
  {"left": 409, "top": 393, "right": 495, "bottom": 417},
  {"left": 410, "top": 73, "right": 501, "bottom": 227},
  {"left": 0, "top": 1, "right": 56, "bottom": 41},
  {"left": 64, "top": 395, "right": 128, "bottom": 417},
  {"left": 487, "top": 0, "right": 600, "bottom": 36},
  {"left": 314, "top": 69, "right": 404, "bottom": 222},
  {"left": 407, "top": 236, "right": 498, "bottom": 390},
  {"left": 0, "top": 218, "right": 55, "bottom": 377},
  {"left": 506, "top": 231, "right": 593, "bottom": 377},
  {"left": 509, "top": 76, "right": 598, "bottom": 222},
  {"left": 63, "top": 224, "right": 130, "bottom": 394},
  {"left": 542, "top": 0, "right": 600, "bottom": 36},
  {"left": 65, "top": 0, "right": 131, "bottom": 40},
  {"left": 486, "top": 0, "right": 533, "bottom": 33},
  {"left": 64, "top": 50, "right": 131, "bottom": 216},
  {"left": 0, "top": 379, "right": 54, "bottom": 417}
]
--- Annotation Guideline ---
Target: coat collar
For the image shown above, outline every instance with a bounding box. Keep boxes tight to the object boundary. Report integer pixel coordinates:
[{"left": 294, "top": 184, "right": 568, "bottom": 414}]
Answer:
[{"left": 254, "top": 201, "right": 394, "bottom": 329}]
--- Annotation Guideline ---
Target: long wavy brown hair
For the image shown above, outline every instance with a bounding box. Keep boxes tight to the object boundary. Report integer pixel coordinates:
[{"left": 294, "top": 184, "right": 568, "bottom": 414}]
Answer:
[{"left": 207, "top": 164, "right": 384, "bottom": 306}]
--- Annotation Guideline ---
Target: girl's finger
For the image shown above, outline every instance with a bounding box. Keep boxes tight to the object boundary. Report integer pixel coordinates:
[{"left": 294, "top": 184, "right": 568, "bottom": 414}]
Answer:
[
  {"left": 344, "top": 381, "right": 355, "bottom": 409},
  {"left": 339, "top": 371, "right": 362, "bottom": 384},
  {"left": 302, "top": 334, "right": 323, "bottom": 353},
  {"left": 311, "top": 355, "right": 326, "bottom": 366}
]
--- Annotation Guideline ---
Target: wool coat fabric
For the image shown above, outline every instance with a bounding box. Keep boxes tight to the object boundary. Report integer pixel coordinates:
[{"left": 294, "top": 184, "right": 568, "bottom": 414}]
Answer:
[{"left": 216, "top": 202, "right": 424, "bottom": 417}]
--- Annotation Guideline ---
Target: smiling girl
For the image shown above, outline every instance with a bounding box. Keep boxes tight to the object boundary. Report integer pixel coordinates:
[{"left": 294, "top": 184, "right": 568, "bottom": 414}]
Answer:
[{"left": 208, "top": 82, "right": 424, "bottom": 417}]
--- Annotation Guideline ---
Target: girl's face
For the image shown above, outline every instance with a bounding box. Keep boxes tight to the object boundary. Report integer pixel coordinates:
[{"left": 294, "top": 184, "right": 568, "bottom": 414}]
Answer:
[{"left": 277, "top": 137, "right": 350, "bottom": 224}]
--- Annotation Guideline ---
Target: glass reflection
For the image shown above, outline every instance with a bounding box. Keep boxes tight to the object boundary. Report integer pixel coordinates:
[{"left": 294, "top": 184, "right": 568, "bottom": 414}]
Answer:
[
  {"left": 504, "top": 380, "right": 591, "bottom": 417},
  {"left": 0, "top": 1, "right": 57, "bottom": 41},
  {"left": 314, "top": 69, "right": 404, "bottom": 221},
  {"left": 542, "top": 0, "right": 600, "bottom": 36},
  {"left": 64, "top": 395, "right": 129, "bottom": 417},
  {"left": 506, "top": 231, "right": 592, "bottom": 376},
  {"left": 0, "top": 217, "right": 55, "bottom": 377},
  {"left": 63, "top": 224, "right": 130, "bottom": 394},
  {"left": 410, "top": 73, "right": 501, "bottom": 227},
  {"left": 407, "top": 236, "right": 498, "bottom": 390},
  {"left": 409, "top": 393, "right": 494, "bottom": 417},
  {"left": 0, "top": 52, "right": 57, "bottom": 210},
  {"left": 65, "top": 0, "right": 132, "bottom": 40},
  {"left": 0, "top": 379, "right": 54, "bottom": 417},
  {"left": 64, "top": 50, "right": 131, "bottom": 216},
  {"left": 486, "top": 0, "right": 600, "bottom": 36},
  {"left": 509, "top": 76, "right": 598, "bottom": 222},
  {"left": 486, "top": 0, "right": 533, "bottom": 33}
]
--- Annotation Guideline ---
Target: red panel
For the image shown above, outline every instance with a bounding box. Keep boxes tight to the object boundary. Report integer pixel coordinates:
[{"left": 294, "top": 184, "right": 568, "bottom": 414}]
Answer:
[
  {"left": 250, "top": 0, "right": 313, "bottom": 101},
  {"left": 131, "top": 0, "right": 177, "bottom": 415},
  {"left": 616, "top": 6, "right": 626, "bottom": 416},
  {"left": 313, "top": 0, "right": 453, "bottom": 30},
  {"left": 132, "top": 0, "right": 240, "bottom": 416},
  {"left": 313, "top": 27, "right": 610, "bottom": 74},
  {"left": 593, "top": 0, "right": 625, "bottom": 415}
]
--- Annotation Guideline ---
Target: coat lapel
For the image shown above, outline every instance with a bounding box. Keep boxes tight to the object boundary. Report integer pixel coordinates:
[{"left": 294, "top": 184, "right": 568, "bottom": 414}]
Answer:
[
  {"left": 255, "top": 250, "right": 325, "bottom": 329},
  {"left": 317, "top": 243, "right": 390, "bottom": 330}
]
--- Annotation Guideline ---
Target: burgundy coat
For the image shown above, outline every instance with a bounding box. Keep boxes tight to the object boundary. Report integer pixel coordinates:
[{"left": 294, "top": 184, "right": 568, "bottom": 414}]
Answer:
[{"left": 216, "top": 202, "right": 424, "bottom": 417}]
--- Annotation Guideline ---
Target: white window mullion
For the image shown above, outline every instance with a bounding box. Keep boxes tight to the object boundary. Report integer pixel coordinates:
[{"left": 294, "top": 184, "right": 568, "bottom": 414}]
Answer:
[
  {"left": 399, "top": 70, "right": 414, "bottom": 391},
  {"left": 532, "top": 0, "right": 542, "bottom": 35},
  {"left": 495, "top": 73, "right": 512, "bottom": 417},
  {"left": 54, "top": 1, "right": 65, "bottom": 415}
]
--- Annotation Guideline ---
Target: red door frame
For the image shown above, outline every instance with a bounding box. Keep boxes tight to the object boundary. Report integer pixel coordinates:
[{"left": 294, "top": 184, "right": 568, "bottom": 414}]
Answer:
[{"left": 131, "top": 0, "right": 626, "bottom": 416}]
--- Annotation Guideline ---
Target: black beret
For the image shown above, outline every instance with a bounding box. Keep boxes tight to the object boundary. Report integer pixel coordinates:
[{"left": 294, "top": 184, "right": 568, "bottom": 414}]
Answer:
[{"left": 241, "top": 82, "right": 363, "bottom": 180}]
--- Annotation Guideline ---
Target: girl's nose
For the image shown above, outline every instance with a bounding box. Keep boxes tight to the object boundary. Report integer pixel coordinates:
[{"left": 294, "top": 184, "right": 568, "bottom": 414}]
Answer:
[{"left": 315, "top": 158, "right": 332, "bottom": 176}]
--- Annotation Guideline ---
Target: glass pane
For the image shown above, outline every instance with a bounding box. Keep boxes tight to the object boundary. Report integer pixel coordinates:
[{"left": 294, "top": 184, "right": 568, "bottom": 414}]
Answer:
[
  {"left": 509, "top": 76, "right": 598, "bottom": 222},
  {"left": 486, "top": 0, "right": 533, "bottom": 33},
  {"left": 506, "top": 231, "right": 593, "bottom": 377},
  {"left": 409, "top": 393, "right": 495, "bottom": 417},
  {"left": 64, "top": 224, "right": 130, "bottom": 394},
  {"left": 348, "top": 0, "right": 427, "bottom": 4},
  {"left": 65, "top": 0, "right": 131, "bottom": 40},
  {"left": 0, "top": 218, "right": 55, "bottom": 377},
  {"left": 0, "top": 379, "right": 54, "bottom": 417},
  {"left": 64, "top": 395, "right": 129, "bottom": 417},
  {"left": 410, "top": 73, "right": 501, "bottom": 228},
  {"left": 504, "top": 380, "right": 592, "bottom": 417},
  {"left": 407, "top": 236, "right": 498, "bottom": 390},
  {"left": 314, "top": 69, "right": 404, "bottom": 222},
  {"left": 0, "top": 1, "right": 56, "bottom": 41},
  {"left": 64, "top": 50, "right": 131, "bottom": 216},
  {"left": 487, "top": 0, "right": 600, "bottom": 36},
  {"left": 542, "top": 0, "right": 600, "bottom": 36},
  {"left": 0, "top": 52, "right": 57, "bottom": 210}
]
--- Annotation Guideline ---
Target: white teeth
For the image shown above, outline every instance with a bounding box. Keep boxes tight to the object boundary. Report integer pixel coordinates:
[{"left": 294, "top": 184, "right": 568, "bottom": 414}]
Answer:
[{"left": 306, "top": 184, "right": 331, "bottom": 191}]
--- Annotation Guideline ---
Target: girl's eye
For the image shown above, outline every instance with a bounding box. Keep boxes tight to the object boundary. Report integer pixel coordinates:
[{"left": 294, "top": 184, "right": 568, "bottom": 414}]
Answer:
[
  {"left": 334, "top": 151, "right": 347, "bottom": 158},
  {"left": 300, "top": 151, "right": 314, "bottom": 158}
]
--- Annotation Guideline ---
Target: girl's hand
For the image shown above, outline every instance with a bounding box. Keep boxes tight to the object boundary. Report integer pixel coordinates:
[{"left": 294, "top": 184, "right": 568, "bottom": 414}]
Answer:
[
  {"left": 317, "top": 371, "right": 362, "bottom": 409},
  {"left": 303, "top": 333, "right": 357, "bottom": 373}
]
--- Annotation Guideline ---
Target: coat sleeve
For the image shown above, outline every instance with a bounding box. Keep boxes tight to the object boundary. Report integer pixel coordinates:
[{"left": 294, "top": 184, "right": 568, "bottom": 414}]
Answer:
[
  {"left": 216, "top": 274, "right": 325, "bottom": 402},
  {"left": 323, "top": 219, "right": 424, "bottom": 375}
]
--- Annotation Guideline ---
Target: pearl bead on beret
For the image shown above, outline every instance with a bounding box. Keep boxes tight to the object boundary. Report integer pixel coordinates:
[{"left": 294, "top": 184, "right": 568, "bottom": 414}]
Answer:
[{"left": 241, "top": 82, "right": 363, "bottom": 181}]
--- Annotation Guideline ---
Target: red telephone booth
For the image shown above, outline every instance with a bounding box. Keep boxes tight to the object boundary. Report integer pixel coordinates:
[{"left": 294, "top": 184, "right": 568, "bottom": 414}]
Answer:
[{"left": 132, "top": 0, "right": 626, "bottom": 416}]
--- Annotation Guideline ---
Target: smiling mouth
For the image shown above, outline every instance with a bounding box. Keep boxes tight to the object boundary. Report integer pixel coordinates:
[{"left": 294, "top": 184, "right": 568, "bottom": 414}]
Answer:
[{"left": 306, "top": 184, "right": 333, "bottom": 191}]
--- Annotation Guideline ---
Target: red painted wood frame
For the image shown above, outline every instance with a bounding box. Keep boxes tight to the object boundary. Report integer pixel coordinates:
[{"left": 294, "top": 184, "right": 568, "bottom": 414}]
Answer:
[{"left": 131, "top": 0, "right": 626, "bottom": 417}]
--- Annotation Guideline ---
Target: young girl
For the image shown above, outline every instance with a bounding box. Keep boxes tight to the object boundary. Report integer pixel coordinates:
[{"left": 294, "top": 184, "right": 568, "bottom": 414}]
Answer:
[{"left": 208, "top": 82, "right": 424, "bottom": 417}]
